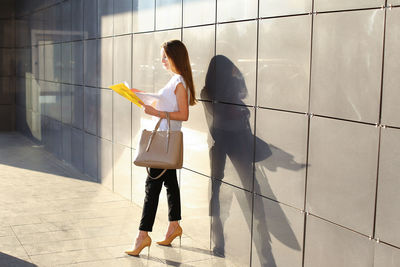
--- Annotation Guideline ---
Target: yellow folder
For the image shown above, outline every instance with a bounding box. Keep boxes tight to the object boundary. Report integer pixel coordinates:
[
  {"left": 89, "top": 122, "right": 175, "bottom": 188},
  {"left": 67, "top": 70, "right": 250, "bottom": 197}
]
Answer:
[{"left": 109, "top": 82, "right": 143, "bottom": 108}]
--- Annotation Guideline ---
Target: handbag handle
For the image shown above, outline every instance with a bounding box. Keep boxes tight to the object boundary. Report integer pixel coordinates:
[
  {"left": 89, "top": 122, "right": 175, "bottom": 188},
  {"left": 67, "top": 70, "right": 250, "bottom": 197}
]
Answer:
[
  {"left": 146, "top": 112, "right": 170, "bottom": 152},
  {"left": 146, "top": 168, "right": 167, "bottom": 179},
  {"left": 145, "top": 112, "right": 170, "bottom": 179}
]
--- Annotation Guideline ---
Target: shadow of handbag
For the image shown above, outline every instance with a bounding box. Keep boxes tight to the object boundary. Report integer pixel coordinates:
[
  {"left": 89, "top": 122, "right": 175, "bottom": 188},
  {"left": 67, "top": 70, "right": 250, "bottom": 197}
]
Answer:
[{"left": 133, "top": 112, "right": 183, "bottom": 179}]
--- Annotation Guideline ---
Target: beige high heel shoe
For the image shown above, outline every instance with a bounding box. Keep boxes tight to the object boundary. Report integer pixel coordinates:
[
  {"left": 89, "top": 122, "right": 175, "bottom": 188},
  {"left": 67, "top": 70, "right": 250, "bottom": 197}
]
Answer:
[
  {"left": 157, "top": 225, "right": 183, "bottom": 246},
  {"left": 125, "top": 235, "right": 152, "bottom": 256}
]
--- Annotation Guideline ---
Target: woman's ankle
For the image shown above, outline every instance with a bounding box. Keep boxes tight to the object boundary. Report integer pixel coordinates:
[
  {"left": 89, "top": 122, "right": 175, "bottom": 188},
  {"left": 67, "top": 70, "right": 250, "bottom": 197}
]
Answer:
[
  {"left": 137, "top": 230, "right": 148, "bottom": 239},
  {"left": 169, "top": 221, "right": 179, "bottom": 226}
]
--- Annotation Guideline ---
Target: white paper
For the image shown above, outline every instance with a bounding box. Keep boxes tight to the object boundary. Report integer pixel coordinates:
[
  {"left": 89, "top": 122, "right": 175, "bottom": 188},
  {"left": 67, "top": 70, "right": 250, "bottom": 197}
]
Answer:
[
  {"left": 135, "top": 92, "right": 161, "bottom": 105},
  {"left": 123, "top": 81, "right": 161, "bottom": 105}
]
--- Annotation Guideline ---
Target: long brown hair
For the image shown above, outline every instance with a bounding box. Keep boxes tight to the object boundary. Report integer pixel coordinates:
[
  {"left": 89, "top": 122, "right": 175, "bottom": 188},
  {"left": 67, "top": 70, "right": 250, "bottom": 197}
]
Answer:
[{"left": 162, "top": 40, "right": 196, "bottom": 106}]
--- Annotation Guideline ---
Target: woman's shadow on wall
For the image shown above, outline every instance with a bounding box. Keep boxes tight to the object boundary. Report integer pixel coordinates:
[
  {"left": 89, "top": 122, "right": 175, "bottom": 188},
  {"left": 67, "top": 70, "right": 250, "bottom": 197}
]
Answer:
[{"left": 201, "top": 55, "right": 305, "bottom": 266}]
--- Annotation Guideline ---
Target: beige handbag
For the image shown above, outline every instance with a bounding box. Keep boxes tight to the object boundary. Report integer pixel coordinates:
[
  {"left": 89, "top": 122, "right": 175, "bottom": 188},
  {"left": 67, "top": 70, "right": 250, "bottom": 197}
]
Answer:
[{"left": 134, "top": 112, "right": 183, "bottom": 179}]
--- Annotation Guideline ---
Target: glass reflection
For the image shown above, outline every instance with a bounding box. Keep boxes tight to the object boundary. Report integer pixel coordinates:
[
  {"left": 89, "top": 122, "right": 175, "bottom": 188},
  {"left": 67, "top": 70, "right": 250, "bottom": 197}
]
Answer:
[{"left": 202, "top": 55, "right": 301, "bottom": 266}]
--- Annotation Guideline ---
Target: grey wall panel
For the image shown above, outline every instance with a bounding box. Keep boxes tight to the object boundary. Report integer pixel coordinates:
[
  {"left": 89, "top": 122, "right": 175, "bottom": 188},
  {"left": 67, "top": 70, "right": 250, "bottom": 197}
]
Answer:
[
  {"left": 39, "top": 81, "right": 46, "bottom": 115},
  {"left": 15, "top": 78, "right": 26, "bottom": 108},
  {"left": 252, "top": 195, "right": 303, "bottom": 267},
  {"left": 0, "top": 78, "right": 15, "bottom": 105},
  {"left": 133, "top": 0, "right": 155, "bottom": 33},
  {"left": 31, "top": 79, "right": 40, "bottom": 113},
  {"left": 25, "top": 110, "right": 35, "bottom": 135},
  {"left": 131, "top": 102, "right": 143, "bottom": 150},
  {"left": 113, "top": 143, "right": 132, "bottom": 200},
  {"left": 182, "top": 101, "right": 213, "bottom": 177},
  {"left": 25, "top": 78, "right": 32, "bottom": 111},
  {"left": 42, "top": 6, "right": 52, "bottom": 44},
  {"left": 216, "top": 21, "right": 257, "bottom": 106},
  {"left": 374, "top": 242, "right": 400, "bottom": 267},
  {"left": 61, "top": 84, "right": 72, "bottom": 124},
  {"left": 61, "top": 124, "right": 72, "bottom": 164},
  {"left": 381, "top": 8, "right": 400, "bottom": 127},
  {"left": 98, "top": 137, "right": 113, "bottom": 191},
  {"left": 45, "top": 82, "right": 61, "bottom": 121},
  {"left": 84, "top": 39, "right": 98, "bottom": 87},
  {"left": 83, "top": 87, "right": 98, "bottom": 135},
  {"left": 0, "top": 0, "right": 14, "bottom": 19},
  {"left": 210, "top": 180, "right": 252, "bottom": 266},
  {"left": 307, "top": 117, "right": 379, "bottom": 236},
  {"left": 61, "top": 0, "right": 72, "bottom": 42},
  {"left": 132, "top": 33, "right": 154, "bottom": 92},
  {"left": 83, "top": 0, "right": 98, "bottom": 39},
  {"left": 71, "top": 127, "right": 84, "bottom": 172},
  {"left": 180, "top": 169, "right": 211, "bottom": 250},
  {"left": 183, "top": 0, "right": 215, "bottom": 27},
  {"left": 31, "top": 111, "right": 41, "bottom": 140},
  {"left": 98, "top": 0, "right": 114, "bottom": 37},
  {"left": 71, "top": 0, "right": 84, "bottom": 41},
  {"left": 71, "top": 41, "right": 84, "bottom": 85},
  {"left": 84, "top": 132, "right": 98, "bottom": 181},
  {"left": 44, "top": 44, "right": 61, "bottom": 82},
  {"left": 61, "top": 42, "right": 72, "bottom": 84},
  {"left": 98, "top": 37, "right": 113, "bottom": 89},
  {"left": 155, "top": 0, "right": 182, "bottom": 30},
  {"left": 15, "top": 48, "right": 29, "bottom": 78},
  {"left": 153, "top": 30, "right": 181, "bottom": 91},
  {"left": 0, "top": 20, "right": 15, "bottom": 48},
  {"left": 304, "top": 215, "right": 374, "bottom": 267},
  {"left": 38, "top": 45, "right": 45, "bottom": 80},
  {"left": 390, "top": 0, "right": 400, "bottom": 5},
  {"left": 113, "top": 34, "right": 131, "bottom": 86},
  {"left": 375, "top": 127, "right": 400, "bottom": 247},
  {"left": 15, "top": 107, "right": 26, "bottom": 133},
  {"left": 15, "top": 78, "right": 25, "bottom": 107},
  {"left": 255, "top": 109, "right": 308, "bottom": 209},
  {"left": 31, "top": 46, "right": 39, "bottom": 80},
  {"left": 113, "top": 92, "right": 132, "bottom": 147},
  {"left": 260, "top": 0, "right": 312, "bottom": 17},
  {"left": 114, "top": 0, "right": 133, "bottom": 35},
  {"left": 98, "top": 88, "right": 113, "bottom": 141},
  {"left": 131, "top": 163, "right": 147, "bottom": 207},
  {"left": 258, "top": 16, "right": 311, "bottom": 112},
  {"left": 315, "top": 0, "right": 384, "bottom": 12},
  {"left": 183, "top": 25, "right": 215, "bottom": 101},
  {"left": 48, "top": 119, "right": 62, "bottom": 159},
  {"left": 71, "top": 85, "right": 84, "bottom": 129},
  {"left": 310, "top": 10, "right": 384, "bottom": 123},
  {"left": 41, "top": 115, "right": 49, "bottom": 147},
  {"left": 0, "top": 105, "right": 15, "bottom": 131},
  {"left": 25, "top": 47, "right": 32, "bottom": 78},
  {"left": 43, "top": 116, "right": 51, "bottom": 152},
  {"left": 15, "top": 17, "right": 29, "bottom": 47},
  {"left": 211, "top": 103, "right": 255, "bottom": 191},
  {"left": 30, "top": 10, "right": 43, "bottom": 46},
  {"left": 1, "top": 48, "right": 15, "bottom": 77},
  {"left": 217, "top": 0, "right": 257, "bottom": 22},
  {"left": 53, "top": 3, "right": 63, "bottom": 43}
]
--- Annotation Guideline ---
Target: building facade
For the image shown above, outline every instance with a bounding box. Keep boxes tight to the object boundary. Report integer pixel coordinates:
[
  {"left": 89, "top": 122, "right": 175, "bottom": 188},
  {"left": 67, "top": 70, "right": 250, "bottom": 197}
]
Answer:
[{"left": 1, "top": 0, "right": 400, "bottom": 266}]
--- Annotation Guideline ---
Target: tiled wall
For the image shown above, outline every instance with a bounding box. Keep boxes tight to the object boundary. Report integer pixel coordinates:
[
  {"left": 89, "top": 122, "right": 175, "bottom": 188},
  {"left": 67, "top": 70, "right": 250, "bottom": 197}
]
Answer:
[
  {"left": 0, "top": 0, "right": 16, "bottom": 131},
  {"left": 12, "top": 0, "right": 400, "bottom": 266}
]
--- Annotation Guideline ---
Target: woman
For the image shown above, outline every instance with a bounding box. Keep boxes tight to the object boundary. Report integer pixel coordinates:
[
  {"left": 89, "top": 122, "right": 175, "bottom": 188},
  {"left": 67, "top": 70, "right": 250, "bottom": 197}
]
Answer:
[{"left": 125, "top": 40, "right": 196, "bottom": 256}]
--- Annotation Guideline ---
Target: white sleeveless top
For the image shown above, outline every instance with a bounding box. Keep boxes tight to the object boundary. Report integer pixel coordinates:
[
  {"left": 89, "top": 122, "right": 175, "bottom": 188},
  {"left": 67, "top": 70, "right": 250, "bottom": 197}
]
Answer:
[{"left": 155, "top": 74, "right": 188, "bottom": 131}]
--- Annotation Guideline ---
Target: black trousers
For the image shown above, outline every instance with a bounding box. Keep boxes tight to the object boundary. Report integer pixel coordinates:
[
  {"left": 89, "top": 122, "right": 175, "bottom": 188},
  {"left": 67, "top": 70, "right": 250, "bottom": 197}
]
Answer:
[{"left": 139, "top": 168, "right": 181, "bottom": 232}]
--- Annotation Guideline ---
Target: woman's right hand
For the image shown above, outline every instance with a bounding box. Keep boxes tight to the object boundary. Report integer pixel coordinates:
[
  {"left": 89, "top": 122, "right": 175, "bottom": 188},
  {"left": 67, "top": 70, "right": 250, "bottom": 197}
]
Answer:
[{"left": 141, "top": 103, "right": 160, "bottom": 117}]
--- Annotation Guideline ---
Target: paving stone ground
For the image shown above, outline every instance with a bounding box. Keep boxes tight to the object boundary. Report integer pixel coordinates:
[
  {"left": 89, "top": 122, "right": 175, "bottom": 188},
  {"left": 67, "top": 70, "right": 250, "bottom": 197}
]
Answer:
[{"left": 0, "top": 132, "right": 232, "bottom": 267}]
